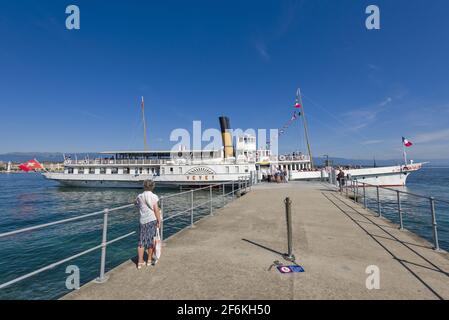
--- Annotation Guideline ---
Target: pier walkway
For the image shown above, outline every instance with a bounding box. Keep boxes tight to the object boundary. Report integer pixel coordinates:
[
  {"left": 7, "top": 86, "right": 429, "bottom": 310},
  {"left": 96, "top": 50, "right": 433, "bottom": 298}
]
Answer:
[{"left": 64, "top": 182, "right": 449, "bottom": 300}]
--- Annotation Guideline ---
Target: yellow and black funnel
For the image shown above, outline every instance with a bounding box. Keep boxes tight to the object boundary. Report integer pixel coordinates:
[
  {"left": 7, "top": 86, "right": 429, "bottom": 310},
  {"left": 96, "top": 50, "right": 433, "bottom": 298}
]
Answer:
[{"left": 219, "top": 116, "right": 234, "bottom": 158}]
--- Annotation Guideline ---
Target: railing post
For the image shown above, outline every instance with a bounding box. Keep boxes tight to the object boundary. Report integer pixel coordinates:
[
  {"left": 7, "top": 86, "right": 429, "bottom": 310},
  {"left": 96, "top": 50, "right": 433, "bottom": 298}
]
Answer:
[
  {"left": 376, "top": 186, "right": 382, "bottom": 217},
  {"left": 96, "top": 208, "right": 109, "bottom": 283},
  {"left": 283, "top": 197, "right": 295, "bottom": 262},
  {"left": 396, "top": 191, "right": 403, "bottom": 230},
  {"left": 160, "top": 197, "right": 165, "bottom": 242},
  {"left": 209, "top": 185, "right": 213, "bottom": 216},
  {"left": 222, "top": 183, "right": 225, "bottom": 206},
  {"left": 232, "top": 180, "right": 235, "bottom": 198},
  {"left": 345, "top": 179, "right": 349, "bottom": 197},
  {"left": 353, "top": 180, "right": 357, "bottom": 203},
  {"left": 363, "top": 183, "right": 367, "bottom": 209},
  {"left": 190, "top": 190, "right": 194, "bottom": 228},
  {"left": 430, "top": 197, "right": 440, "bottom": 251}
]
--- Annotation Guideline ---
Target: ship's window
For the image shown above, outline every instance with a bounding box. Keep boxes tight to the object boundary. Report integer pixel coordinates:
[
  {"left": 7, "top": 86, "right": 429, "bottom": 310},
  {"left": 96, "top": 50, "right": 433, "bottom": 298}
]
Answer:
[
  {"left": 124, "top": 168, "right": 130, "bottom": 174},
  {"left": 245, "top": 166, "right": 249, "bottom": 173},
  {"left": 89, "top": 168, "right": 95, "bottom": 174},
  {"left": 161, "top": 168, "right": 165, "bottom": 175},
  {"left": 100, "top": 168, "right": 106, "bottom": 174},
  {"left": 111, "top": 168, "right": 118, "bottom": 174},
  {"left": 68, "top": 168, "right": 74, "bottom": 174},
  {"left": 179, "top": 167, "right": 183, "bottom": 174},
  {"left": 235, "top": 166, "right": 239, "bottom": 173},
  {"left": 225, "top": 166, "right": 230, "bottom": 173},
  {"left": 170, "top": 167, "right": 174, "bottom": 174}
]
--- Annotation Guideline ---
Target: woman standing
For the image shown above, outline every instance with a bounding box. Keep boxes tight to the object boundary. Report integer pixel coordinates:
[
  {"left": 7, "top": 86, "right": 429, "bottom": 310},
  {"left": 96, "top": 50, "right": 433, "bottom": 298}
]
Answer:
[{"left": 135, "top": 180, "right": 161, "bottom": 269}]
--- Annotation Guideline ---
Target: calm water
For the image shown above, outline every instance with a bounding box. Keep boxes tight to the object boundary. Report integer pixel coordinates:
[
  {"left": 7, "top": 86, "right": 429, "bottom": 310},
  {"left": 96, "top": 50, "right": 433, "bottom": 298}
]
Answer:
[
  {"left": 0, "top": 173, "right": 230, "bottom": 300},
  {"left": 0, "top": 168, "right": 449, "bottom": 300}
]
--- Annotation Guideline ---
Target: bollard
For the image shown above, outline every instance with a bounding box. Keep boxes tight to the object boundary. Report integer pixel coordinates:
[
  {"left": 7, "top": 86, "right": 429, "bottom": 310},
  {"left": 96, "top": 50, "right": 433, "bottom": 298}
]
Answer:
[
  {"left": 283, "top": 197, "right": 295, "bottom": 262},
  {"left": 397, "top": 191, "right": 403, "bottom": 230},
  {"left": 376, "top": 186, "right": 382, "bottom": 217},
  {"left": 210, "top": 185, "right": 213, "bottom": 215},
  {"left": 96, "top": 208, "right": 109, "bottom": 283},
  {"left": 363, "top": 183, "right": 367, "bottom": 209},
  {"left": 430, "top": 197, "right": 440, "bottom": 251}
]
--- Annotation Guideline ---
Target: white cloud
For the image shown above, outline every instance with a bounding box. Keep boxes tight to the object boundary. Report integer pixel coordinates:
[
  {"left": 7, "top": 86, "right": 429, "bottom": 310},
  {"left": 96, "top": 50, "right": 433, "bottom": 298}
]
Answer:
[
  {"left": 413, "top": 128, "right": 449, "bottom": 143},
  {"left": 361, "top": 139, "right": 383, "bottom": 145}
]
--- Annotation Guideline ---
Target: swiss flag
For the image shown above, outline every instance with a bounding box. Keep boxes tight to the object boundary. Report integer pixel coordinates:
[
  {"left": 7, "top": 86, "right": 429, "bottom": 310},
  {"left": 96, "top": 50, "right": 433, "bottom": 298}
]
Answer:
[{"left": 18, "top": 159, "right": 45, "bottom": 172}]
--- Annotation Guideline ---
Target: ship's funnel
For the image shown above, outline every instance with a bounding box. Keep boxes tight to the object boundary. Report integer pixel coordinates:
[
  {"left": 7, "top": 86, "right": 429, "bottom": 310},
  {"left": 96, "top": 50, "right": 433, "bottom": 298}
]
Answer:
[{"left": 219, "top": 116, "right": 234, "bottom": 158}]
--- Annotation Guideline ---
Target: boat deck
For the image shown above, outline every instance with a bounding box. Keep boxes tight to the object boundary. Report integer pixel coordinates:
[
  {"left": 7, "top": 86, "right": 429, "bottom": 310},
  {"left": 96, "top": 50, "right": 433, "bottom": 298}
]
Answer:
[{"left": 63, "top": 181, "right": 449, "bottom": 300}]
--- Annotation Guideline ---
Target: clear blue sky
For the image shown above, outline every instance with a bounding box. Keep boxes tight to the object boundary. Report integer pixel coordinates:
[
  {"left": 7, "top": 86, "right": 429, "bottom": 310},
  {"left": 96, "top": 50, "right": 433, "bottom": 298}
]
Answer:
[{"left": 1, "top": 0, "right": 449, "bottom": 160}]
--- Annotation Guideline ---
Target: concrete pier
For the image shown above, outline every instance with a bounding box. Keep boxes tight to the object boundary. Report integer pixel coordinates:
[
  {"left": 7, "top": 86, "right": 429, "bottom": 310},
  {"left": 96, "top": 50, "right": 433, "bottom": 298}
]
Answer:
[{"left": 63, "top": 182, "right": 449, "bottom": 300}]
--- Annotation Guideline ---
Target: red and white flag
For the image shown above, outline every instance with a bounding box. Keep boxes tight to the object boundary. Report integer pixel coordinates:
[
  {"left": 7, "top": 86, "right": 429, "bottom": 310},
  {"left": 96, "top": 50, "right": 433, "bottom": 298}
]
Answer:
[
  {"left": 402, "top": 137, "right": 413, "bottom": 147},
  {"left": 18, "top": 159, "right": 45, "bottom": 172}
]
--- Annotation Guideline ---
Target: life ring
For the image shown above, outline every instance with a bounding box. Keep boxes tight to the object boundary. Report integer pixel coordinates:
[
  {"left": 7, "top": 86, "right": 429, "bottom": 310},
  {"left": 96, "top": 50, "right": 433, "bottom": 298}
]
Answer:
[{"left": 279, "top": 155, "right": 286, "bottom": 161}]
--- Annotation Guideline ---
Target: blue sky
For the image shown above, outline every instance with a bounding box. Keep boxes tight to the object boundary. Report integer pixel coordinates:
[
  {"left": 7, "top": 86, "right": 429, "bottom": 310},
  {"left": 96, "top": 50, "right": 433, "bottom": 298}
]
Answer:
[{"left": 1, "top": 0, "right": 449, "bottom": 160}]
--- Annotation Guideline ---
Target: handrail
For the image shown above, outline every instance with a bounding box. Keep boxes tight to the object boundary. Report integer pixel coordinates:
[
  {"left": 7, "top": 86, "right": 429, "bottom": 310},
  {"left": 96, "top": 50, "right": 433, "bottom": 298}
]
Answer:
[
  {"left": 345, "top": 179, "right": 449, "bottom": 204},
  {"left": 0, "top": 178, "right": 255, "bottom": 292},
  {"left": 336, "top": 177, "right": 445, "bottom": 251}
]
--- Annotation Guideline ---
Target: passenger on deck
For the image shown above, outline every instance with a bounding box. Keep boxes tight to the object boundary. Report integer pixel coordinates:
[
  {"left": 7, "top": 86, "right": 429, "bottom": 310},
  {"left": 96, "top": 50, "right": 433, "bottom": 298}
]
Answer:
[
  {"left": 135, "top": 180, "right": 162, "bottom": 269},
  {"left": 337, "top": 169, "right": 345, "bottom": 188}
]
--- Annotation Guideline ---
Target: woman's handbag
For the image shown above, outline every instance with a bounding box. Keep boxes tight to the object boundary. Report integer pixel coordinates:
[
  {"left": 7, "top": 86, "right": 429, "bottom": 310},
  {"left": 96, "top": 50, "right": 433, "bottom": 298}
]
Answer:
[{"left": 153, "top": 227, "right": 162, "bottom": 261}]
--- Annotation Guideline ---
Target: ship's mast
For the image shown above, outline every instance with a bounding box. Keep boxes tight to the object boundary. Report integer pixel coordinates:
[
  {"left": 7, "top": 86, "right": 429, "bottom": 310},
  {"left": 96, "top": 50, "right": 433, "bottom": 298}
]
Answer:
[
  {"left": 141, "top": 96, "right": 149, "bottom": 151},
  {"left": 297, "top": 88, "right": 314, "bottom": 170}
]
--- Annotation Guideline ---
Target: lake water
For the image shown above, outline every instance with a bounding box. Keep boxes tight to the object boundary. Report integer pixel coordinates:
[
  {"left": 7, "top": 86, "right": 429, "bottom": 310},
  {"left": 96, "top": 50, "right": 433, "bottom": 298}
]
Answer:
[
  {"left": 0, "top": 173, "right": 231, "bottom": 300},
  {"left": 0, "top": 168, "right": 448, "bottom": 299}
]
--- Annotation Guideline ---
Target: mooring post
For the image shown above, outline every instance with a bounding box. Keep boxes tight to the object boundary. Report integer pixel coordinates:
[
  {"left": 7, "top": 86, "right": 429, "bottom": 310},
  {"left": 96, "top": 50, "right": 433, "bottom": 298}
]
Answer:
[
  {"left": 96, "top": 208, "right": 109, "bottom": 283},
  {"left": 283, "top": 197, "right": 295, "bottom": 262},
  {"left": 430, "top": 197, "right": 440, "bottom": 251}
]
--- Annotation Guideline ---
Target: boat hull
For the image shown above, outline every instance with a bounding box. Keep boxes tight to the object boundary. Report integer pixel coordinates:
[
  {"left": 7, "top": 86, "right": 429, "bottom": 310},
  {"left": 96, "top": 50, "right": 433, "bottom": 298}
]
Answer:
[{"left": 290, "top": 163, "right": 422, "bottom": 187}]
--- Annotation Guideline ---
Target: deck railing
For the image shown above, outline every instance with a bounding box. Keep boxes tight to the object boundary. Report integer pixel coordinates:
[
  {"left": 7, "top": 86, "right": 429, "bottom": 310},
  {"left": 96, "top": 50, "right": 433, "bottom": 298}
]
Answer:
[
  {"left": 0, "top": 178, "right": 253, "bottom": 290},
  {"left": 335, "top": 178, "right": 449, "bottom": 251}
]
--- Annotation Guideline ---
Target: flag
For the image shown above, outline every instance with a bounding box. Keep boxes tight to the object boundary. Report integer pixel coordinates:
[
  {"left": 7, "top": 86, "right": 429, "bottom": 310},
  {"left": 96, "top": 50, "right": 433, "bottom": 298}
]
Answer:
[
  {"left": 402, "top": 137, "right": 413, "bottom": 147},
  {"left": 291, "top": 111, "right": 297, "bottom": 121},
  {"left": 294, "top": 88, "right": 302, "bottom": 108},
  {"left": 18, "top": 159, "right": 45, "bottom": 172}
]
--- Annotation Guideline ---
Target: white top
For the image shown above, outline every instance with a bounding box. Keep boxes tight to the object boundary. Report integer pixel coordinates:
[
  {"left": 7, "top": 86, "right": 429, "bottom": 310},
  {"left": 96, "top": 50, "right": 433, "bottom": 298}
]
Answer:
[{"left": 136, "top": 191, "right": 159, "bottom": 225}]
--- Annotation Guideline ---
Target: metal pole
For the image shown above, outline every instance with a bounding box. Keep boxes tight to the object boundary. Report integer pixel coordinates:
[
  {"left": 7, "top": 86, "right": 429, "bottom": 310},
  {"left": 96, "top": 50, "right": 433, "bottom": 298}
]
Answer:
[
  {"left": 232, "top": 180, "right": 235, "bottom": 198},
  {"left": 397, "top": 191, "right": 403, "bottom": 230},
  {"left": 430, "top": 197, "right": 440, "bottom": 251},
  {"left": 222, "top": 183, "right": 225, "bottom": 206},
  {"left": 363, "top": 183, "right": 367, "bottom": 209},
  {"left": 160, "top": 198, "right": 164, "bottom": 241},
  {"left": 376, "top": 186, "right": 382, "bottom": 217},
  {"left": 190, "top": 190, "right": 194, "bottom": 228},
  {"left": 353, "top": 180, "right": 357, "bottom": 203},
  {"left": 97, "top": 208, "right": 109, "bottom": 283},
  {"left": 283, "top": 197, "right": 295, "bottom": 262},
  {"left": 209, "top": 185, "right": 213, "bottom": 216},
  {"left": 346, "top": 179, "right": 349, "bottom": 197},
  {"left": 355, "top": 181, "right": 359, "bottom": 203}
]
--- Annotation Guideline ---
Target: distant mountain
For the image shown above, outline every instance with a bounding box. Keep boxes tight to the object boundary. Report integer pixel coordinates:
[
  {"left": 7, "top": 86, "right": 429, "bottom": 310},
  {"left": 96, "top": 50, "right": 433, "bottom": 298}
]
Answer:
[{"left": 0, "top": 152, "right": 101, "bottom": 162}]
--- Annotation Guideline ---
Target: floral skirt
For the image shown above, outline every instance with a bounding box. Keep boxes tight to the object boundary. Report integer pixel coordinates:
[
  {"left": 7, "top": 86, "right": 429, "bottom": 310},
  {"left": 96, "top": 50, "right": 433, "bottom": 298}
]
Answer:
[{"left": 138, "top": 220, "right": 157, "bottom": 249}]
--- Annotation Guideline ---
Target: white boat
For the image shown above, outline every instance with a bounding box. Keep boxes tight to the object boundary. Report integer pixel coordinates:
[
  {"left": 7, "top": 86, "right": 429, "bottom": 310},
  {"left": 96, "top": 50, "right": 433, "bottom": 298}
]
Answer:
[
  {"left": 43, "top": 116, "right": 258, "bottom": 188},
  {"left": 43, "top": 91, "right": 423, "bottom": 188}
]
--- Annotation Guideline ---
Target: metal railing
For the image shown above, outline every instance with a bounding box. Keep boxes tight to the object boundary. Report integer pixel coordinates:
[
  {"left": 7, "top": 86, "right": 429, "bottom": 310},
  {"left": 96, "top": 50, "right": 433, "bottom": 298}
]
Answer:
[
  {"left": 0, "top": 178, "right": 253, "bottom": 290},
  {"left": 336, "top": 178, "right": 448, "bottom": 251}
]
